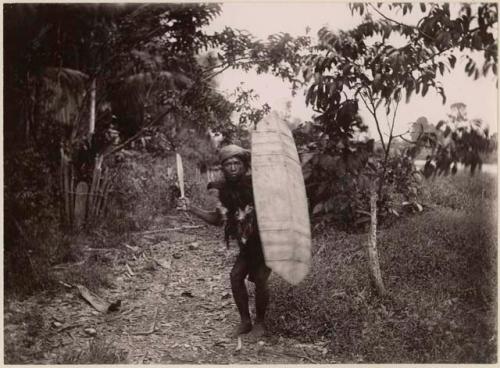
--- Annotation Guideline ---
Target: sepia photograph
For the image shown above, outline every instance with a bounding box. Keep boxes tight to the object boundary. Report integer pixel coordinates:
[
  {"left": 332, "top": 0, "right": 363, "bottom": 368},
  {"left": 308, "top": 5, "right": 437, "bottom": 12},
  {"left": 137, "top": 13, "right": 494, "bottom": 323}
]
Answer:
[{"left": 3, "top": 1, "right": 497, "bottom": 364}]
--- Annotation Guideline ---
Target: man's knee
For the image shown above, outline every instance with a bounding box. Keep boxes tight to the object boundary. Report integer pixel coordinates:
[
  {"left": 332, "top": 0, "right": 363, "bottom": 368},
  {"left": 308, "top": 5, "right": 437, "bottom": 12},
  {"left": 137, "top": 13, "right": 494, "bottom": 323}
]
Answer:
[
  {"left": 230, "top": 263, "right": 247, "bottom": 286},
  {"left": 253, "top": 266, "right": 271, "bottom": 288}
]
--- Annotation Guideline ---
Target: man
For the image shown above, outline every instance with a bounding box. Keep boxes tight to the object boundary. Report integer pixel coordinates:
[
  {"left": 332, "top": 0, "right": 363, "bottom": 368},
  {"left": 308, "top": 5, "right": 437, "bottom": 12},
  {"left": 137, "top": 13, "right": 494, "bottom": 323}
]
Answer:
[{"left": 177, "top": 144, "right": 270, "bottom": 337}]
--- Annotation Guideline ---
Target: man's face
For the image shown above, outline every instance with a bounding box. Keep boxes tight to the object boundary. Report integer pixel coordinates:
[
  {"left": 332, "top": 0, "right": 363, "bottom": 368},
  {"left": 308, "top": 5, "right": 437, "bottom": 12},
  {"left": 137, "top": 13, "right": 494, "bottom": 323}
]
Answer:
[{"left": 222, "top": 157, "right": 245, "bottom": 181}]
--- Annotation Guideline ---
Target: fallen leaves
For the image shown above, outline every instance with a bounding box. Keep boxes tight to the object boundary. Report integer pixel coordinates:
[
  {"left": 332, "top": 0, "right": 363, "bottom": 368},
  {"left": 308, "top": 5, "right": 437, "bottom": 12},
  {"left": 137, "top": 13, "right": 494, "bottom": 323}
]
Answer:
[
  {"left": 4, "top": 224, "right": 333, "bottom": 365},
  {"left": 124, "top": 243, "right": 140, "bottom": 253}
]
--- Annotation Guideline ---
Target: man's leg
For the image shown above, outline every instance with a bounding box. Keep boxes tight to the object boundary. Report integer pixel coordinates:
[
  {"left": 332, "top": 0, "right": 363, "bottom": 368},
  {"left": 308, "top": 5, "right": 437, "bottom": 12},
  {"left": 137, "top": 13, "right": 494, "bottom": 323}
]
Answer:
[
  {"left": 251, "top": 265, "right": 271, "bottom": 337},
  {"left": 230, "top": 255, "right": 252, "bottom": 336}
]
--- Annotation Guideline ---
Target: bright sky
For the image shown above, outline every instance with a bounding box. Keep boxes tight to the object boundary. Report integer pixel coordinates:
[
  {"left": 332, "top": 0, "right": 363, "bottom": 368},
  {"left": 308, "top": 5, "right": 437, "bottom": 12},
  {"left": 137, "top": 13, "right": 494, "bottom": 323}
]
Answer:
[{"left": 205, "top": 2, "right": 498, "bottom": 137}]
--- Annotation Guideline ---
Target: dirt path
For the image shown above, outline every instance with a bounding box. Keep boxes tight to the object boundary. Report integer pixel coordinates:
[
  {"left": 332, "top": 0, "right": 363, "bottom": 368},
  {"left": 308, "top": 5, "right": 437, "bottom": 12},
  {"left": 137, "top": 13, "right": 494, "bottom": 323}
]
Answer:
[{"left": 4, "top": 223, "right": 331, "bottom": 364}]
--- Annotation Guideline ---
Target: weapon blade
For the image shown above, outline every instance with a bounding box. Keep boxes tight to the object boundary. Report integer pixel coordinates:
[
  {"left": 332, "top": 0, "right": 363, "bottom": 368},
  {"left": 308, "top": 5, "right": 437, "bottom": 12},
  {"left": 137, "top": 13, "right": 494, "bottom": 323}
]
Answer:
[{"left": 176, "top": 153, "right": 185, "bottom": 198}]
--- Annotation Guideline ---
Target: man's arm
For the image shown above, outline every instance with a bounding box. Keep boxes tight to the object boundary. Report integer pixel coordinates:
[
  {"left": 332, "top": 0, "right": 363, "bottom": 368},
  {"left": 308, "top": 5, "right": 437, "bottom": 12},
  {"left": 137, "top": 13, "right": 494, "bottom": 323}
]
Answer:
[
  {"left": 187, "top": 204, "right": 223, "bottom": 226},
  {"left": 177, "top": 185, "right": 225, "bottom": 226}
]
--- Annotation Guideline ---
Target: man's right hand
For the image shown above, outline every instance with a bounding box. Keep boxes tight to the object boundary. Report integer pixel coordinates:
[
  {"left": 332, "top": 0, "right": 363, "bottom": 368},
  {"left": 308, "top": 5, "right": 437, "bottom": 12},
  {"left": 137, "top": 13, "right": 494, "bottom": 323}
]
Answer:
[{"left": 176, "top": 197, "right": 190, "bottom": 211}]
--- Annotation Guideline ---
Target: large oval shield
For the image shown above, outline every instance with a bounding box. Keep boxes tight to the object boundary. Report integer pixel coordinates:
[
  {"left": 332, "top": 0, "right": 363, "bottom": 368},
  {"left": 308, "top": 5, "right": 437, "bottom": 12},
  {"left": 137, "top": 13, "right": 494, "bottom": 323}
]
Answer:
[{"left": 251, "top": 111, "right": 311, "bottom": 285}]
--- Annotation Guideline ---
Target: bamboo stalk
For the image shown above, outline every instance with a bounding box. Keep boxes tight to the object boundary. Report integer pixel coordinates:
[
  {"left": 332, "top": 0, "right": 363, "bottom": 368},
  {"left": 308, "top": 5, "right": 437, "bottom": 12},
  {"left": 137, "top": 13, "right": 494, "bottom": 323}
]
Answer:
[
  {"left": 93, "top": 167, "right": 105, "bottom": 219},
  {"left": 70, "top": 163, "right": 75, "bottom": 228},
  {"left": 60, "top": 148, "right": 66, "bottom": 225},
  {"left": 63, "top": 157, "right": 71, "bottom": 226},
  {"left": 96, "top": 167, "right": 110, "bottom": 218},
  {"left": 92, "top": 156, "right": 103, "bottom": 220},
  {"left": 98, "top": 165, "right": 112, "bottom": 217},
  {"left": 89, "top": 155, "right": 103, "bottom": 223},
  {"left": 101, "top": 168, "right": 120, "bottom": 217},
  {"left": 88, "top": 164, "right": 97, "bottom": 219},
  {"left": 100, "top": 179, "right": 112, "bottom": 217},
  {"left": 87, "top": 159, "right": 99, "bottom": 223},
  {"left": 89, "top": 78, "right": 96, "bottom": 135},
  {"left": 93, "top": 168, "right": 104, "bottom": 220}
]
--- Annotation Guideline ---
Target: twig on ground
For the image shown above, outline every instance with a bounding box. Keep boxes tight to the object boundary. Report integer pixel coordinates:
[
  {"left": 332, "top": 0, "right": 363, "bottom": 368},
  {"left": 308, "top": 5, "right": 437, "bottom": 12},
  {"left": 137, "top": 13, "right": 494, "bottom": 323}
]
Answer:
[
  {"left": 124, "top": 243, "right": 140, "bottom": 252},
  {"left": 300, "top": 347, "right": 320, "bottom": 363},
  {"left": 83, "top": 248, "right": 119, "bottom": 252},
  {"left": 57, "top": 322, "right": 85, "bottom": 333},
  {"left": 141, "top": 351, "right": 149, "bottom": 364},
  {"left": 235, "top": 336, "right": 242, "bottom": 352},
  {"left": 67, "top": 331, "right": 76, "bottom": 342},
  {"left": 58, "top": 280, "right": 74, "bottom": 288},
  {"left": 126, "top": 263, "right": 135, "bottom": 276},
  {"left": 265, "top": 349, "right": 319, "bottom": 364},
  {"left": 133, "top": 225, "right": 204, "bottom": 235}
]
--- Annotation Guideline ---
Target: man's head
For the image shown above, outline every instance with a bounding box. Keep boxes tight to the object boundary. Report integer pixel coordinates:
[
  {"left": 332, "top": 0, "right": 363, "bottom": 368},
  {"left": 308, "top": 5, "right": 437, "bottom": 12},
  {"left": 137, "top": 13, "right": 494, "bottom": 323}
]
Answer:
[{"left": 219, "top": 144, "right": 250, "bottom": 182}]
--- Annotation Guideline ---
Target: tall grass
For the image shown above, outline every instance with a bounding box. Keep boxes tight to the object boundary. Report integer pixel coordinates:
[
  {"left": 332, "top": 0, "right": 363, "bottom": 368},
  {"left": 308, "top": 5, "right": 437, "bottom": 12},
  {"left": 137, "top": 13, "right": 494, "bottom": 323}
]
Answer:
[{"left": 267, "top": 172, "right": 497, "bottom": 363}]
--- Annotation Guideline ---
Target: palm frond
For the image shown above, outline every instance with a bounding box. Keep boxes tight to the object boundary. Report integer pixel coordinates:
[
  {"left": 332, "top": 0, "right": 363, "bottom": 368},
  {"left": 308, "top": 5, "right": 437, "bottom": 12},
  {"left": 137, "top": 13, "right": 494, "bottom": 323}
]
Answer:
[
  {"left": 41, "top": 67, "right": 89, "bottom": 95},
  {"left": 38, "top": 67, "right": 89, "bottom": 129}
]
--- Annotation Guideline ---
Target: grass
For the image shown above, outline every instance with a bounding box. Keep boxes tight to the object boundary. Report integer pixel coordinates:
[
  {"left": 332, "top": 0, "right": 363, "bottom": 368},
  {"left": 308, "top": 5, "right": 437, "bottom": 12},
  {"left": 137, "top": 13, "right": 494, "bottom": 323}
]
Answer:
[
  {"left": 4, "top": 305, "right": 46, "bottom": 363},
  {"left": 267, "top": 171, "right": 497, "bottom": 363},
  {"left": 59, "top": 338, "right": 128, "bottom": 364}
]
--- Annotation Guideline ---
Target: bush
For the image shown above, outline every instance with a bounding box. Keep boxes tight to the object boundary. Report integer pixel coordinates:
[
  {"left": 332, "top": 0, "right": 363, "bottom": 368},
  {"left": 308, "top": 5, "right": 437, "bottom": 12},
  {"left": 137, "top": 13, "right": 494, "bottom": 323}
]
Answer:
[{"left": 303, "top": 147, "right": 422, "bottom": 231}]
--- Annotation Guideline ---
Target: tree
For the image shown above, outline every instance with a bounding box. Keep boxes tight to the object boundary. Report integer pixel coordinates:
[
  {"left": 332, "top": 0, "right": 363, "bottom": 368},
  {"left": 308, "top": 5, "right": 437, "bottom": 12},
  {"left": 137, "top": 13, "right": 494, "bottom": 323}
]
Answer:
[
  {"left": 4, "top": 3, "right": 280, "bottom": 241},
  {"left": 5, "top": 3, "right": 282, "bottom": 291},
  {"left": 208, "top": 2, "right": 496, "bottom": 294},
  {"left": 415, "top": 103, "right": 496, "bottom": 177}
]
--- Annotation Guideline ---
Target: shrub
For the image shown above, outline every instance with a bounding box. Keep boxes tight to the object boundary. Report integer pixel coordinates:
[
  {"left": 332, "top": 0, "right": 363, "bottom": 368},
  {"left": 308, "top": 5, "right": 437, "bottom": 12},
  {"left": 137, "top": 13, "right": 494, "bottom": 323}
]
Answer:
[
  {"left": 4, "top": 147, "right": 63, "bottom": 295},
  {"left": 103, "top": 151, "right": 208, "bottom": 233},
  {"left": 302, "top": 145, "right": 422, "bottom": 231}
]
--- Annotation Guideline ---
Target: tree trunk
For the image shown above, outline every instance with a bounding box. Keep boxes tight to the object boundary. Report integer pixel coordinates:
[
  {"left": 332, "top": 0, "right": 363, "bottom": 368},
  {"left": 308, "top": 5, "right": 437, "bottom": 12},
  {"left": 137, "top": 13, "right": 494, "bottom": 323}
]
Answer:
[{"left": 367, "top": 190, "right": 386, "bottom": 296}]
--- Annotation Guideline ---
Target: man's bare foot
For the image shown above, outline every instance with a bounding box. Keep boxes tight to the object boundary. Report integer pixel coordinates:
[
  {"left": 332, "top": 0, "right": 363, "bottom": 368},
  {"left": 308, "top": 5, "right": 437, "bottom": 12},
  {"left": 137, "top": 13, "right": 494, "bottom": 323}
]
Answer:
[
  {"left": 231, "top": 321, "right": 252, "bottom": 337},
  {"left": 249, "top": 321, "right": 266, "bottom": 338}
]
